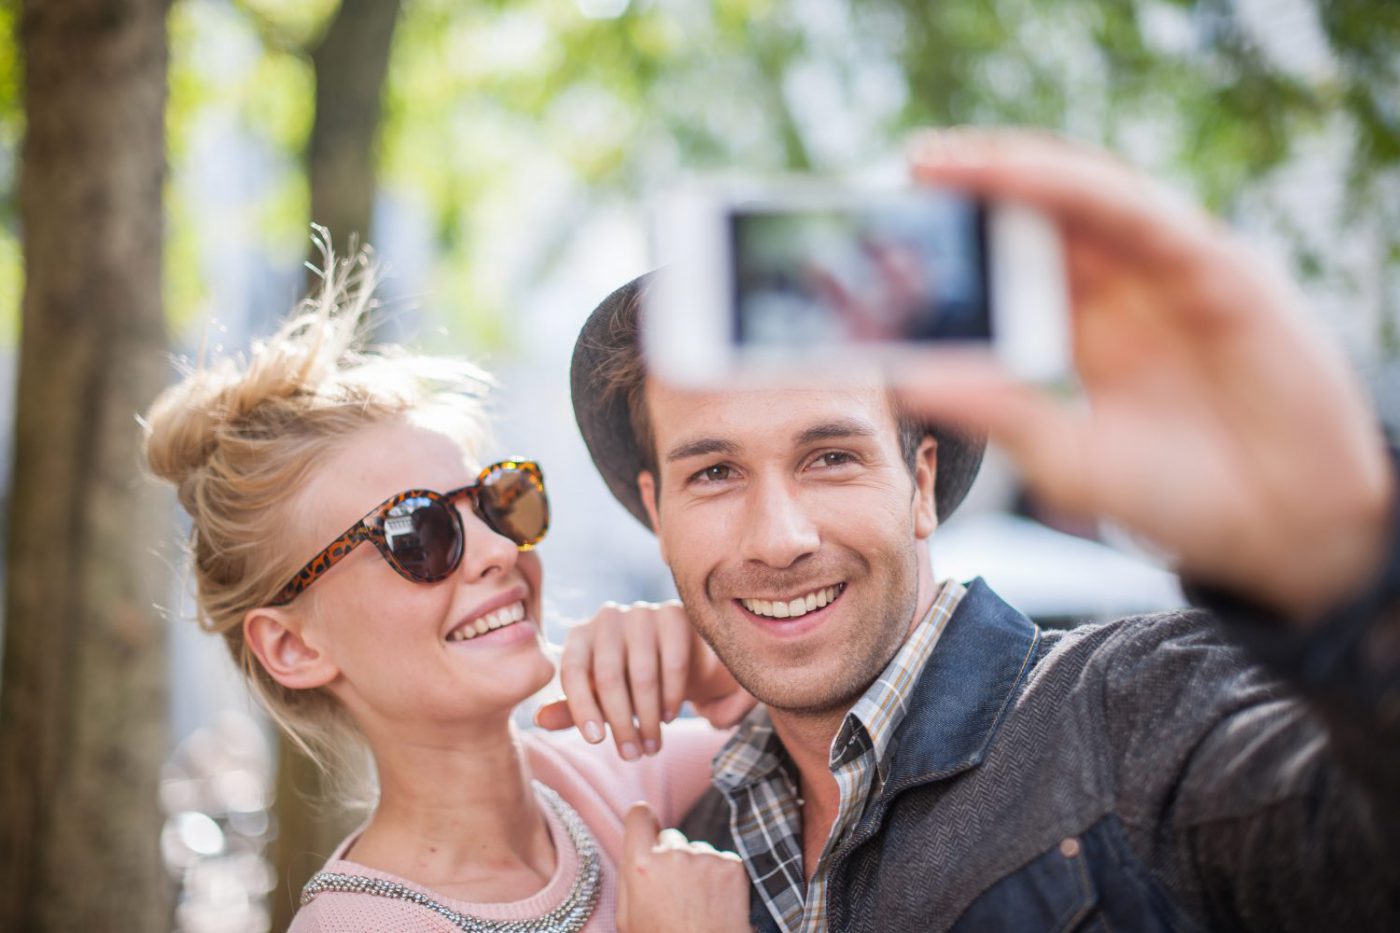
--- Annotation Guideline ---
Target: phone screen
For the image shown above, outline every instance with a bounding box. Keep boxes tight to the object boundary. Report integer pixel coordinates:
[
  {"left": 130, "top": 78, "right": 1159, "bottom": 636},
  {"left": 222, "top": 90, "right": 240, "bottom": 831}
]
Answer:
[{"left": 728, "top": 192, "right": 990, "bottom": 350}]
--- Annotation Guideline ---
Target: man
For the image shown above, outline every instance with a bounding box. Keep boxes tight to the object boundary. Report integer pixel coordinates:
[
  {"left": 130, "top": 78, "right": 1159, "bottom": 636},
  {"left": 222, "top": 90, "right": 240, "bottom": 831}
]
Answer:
[{"left": 541, "top": 130, "right": 1400, "bottom": 931}]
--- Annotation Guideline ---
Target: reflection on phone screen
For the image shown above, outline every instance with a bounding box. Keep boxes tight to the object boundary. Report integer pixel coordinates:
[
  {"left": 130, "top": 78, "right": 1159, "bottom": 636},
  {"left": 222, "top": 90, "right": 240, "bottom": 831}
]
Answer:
[{"left": 729, "top": 192, "right": 991, "bottom": 350}]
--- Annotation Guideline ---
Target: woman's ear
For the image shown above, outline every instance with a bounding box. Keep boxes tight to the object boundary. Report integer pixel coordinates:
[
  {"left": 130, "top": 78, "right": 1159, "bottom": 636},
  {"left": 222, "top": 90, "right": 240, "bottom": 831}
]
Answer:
[{"left": 243, "top": 607, "right": 339, "bottom": 690}]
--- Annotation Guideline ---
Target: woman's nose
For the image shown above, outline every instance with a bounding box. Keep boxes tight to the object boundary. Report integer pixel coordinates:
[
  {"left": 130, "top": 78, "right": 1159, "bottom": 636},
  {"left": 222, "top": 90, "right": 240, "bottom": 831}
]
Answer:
[{"left": 455, "top": 506, "right": 518, "bottom": 581}]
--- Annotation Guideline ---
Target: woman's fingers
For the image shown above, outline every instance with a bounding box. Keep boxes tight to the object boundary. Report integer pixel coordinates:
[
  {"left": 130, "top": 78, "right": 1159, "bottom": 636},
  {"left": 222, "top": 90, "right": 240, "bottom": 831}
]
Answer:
[
  {"left": 554, "top": 600, "right": 718, "bottom": 760},
  {"left": 618, "top": 802, "right": 662, "bottom": 928},
  {"left": 532, "top": 698, "right": 574, "bottom": 732},
  {"left": 623, "top": 802, "right": 664, "bottom": 863},
  {"left": 619, "top": 803, "right": 751, "bottom": 933},
  {"left": 656, "top": 603, "right": 693, "bottom": 724},
  {"left": 557, "top": 624, "right": 606, "bottom": 744},
  {"left": 625, "top": 610, "right": 664, "bottom": 756},
  {"left": 589, "top": 609, "right": 645, "bottom": 760}
]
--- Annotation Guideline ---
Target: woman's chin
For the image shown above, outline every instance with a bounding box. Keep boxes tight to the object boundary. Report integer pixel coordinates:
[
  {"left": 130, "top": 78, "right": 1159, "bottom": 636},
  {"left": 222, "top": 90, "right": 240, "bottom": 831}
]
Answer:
[{"left": 442, "top": 627, "right": 555, "bottom": 706}]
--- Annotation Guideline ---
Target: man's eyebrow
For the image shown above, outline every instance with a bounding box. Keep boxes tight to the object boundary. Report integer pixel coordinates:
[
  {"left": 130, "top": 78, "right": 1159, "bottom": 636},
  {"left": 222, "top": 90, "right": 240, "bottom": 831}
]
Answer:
[
  {"left": 665, "top": 437, "right": 740, "bottom": 463},
  {"left": 794, "top": 418, "right": 881, "bottom": 447}
]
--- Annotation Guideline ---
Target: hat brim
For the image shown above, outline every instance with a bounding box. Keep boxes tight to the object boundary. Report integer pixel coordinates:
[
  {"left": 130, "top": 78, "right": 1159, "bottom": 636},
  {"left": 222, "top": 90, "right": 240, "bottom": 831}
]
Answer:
[{"left": 570, "top": 272, "right": 985, "bottom": 530}]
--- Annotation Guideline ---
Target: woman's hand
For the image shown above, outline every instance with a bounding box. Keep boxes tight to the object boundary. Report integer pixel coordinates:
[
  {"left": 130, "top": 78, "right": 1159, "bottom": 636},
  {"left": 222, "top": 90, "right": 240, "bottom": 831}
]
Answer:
[
  {"left": 534, "top": 600, "right": 755, "bottom": 759},
  {"left": 616, "top": 803, "right": 750, "bottom": 933},
  {"left": 897, "top": 128, "right": 1394, "bottom": 622}
]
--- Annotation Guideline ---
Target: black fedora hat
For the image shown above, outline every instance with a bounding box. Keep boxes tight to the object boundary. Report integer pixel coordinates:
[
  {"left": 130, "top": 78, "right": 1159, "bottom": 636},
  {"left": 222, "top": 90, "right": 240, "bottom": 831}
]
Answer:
[{"left": 570, "top": 272, "right": 986, "bottom": 530}]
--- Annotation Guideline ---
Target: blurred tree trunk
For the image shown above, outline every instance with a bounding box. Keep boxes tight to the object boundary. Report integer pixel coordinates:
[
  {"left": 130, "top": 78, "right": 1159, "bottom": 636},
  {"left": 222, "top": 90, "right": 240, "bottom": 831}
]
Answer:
[
  {"left": 271, "top": 0, "right": 403, "bottom": 928},
  {"left": 0, "top": 0, "right": 172, "bottom": 930},
  {"left": 306, "top": 0, "right": 403, "bottom": 269}
]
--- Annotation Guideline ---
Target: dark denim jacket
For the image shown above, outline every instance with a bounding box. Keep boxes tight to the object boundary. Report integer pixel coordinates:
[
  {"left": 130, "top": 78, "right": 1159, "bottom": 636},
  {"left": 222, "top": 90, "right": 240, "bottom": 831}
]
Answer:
[{"left": 681, "top": 579, "right": 1400, "bottom": 932}]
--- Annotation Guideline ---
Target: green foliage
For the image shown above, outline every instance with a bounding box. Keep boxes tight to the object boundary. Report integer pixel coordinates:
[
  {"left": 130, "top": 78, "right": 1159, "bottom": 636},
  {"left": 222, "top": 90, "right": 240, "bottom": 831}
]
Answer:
[
  {"left": 146, "top": 0, "right": 1399, "bottom": 358},
  {"left": 164, "top": 0, "right": 321, "bottom": 334},
  {"left": 375, "top": 0, "right": 818, "bottom": 353}
]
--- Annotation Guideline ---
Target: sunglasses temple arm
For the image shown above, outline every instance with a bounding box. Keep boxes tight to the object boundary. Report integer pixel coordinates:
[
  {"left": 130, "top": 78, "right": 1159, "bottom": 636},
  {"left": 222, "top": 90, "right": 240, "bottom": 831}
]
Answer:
[{"left": 274, "top": 523, "right": 376, "bottom": 604}]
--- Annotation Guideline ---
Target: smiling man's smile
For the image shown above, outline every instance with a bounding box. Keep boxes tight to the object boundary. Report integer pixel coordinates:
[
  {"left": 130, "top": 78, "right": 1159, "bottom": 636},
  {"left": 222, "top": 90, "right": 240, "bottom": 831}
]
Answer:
[{"left": 738, "top": 582, "right": 846, "bottom": 620}]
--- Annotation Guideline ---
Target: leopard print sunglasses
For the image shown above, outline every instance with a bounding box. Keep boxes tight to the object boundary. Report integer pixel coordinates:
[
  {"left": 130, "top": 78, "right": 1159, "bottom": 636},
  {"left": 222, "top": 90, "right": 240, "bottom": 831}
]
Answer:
[{"left": 268, "top": 459, "right": 549, "bottom": 606}]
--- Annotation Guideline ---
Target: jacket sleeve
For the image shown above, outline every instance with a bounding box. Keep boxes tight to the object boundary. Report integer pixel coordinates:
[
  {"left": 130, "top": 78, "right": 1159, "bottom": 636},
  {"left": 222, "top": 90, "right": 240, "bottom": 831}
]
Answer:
[
  {"left": 1185, "top": 544, "right": 1400, "bottom": 828},
  {"left": 1171, "top": 659, "right": 1398, "bottom": 929},
  {"left": 1130, "top": 483, "right": 1400, "bottom": 930}
]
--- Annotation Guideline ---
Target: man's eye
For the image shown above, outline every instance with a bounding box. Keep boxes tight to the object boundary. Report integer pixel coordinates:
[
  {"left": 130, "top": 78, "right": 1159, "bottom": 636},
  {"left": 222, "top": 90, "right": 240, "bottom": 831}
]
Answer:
[
  {"left": 693, "top": 464, "right": 733, "bottom": 483},
  {"left": 815, "top": 451, "right": 856, "bottom": 468}
]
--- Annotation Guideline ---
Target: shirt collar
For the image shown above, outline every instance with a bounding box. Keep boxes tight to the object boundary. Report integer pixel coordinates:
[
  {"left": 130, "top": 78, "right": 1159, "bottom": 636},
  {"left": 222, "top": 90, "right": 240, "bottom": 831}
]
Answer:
[
  {"left": 880, "top": 577, "right": 1041, "bottom": 787},
  {"left": 713, "top": 703, "right": 788, "bottom": 794},
  {"left": 834, "top": 579, "right": 966, "bottom": 776}
]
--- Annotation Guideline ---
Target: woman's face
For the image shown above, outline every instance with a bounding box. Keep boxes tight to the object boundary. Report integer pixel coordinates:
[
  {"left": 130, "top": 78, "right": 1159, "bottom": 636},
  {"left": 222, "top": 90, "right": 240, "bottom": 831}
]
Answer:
[{"left": 288, "top": 417, "right": 554, "bottom": 735}]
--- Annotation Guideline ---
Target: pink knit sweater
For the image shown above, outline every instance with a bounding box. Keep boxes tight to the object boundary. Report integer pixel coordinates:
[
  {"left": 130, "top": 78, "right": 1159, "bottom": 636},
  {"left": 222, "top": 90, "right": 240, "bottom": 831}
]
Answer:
[{"left": 288, "top": 721, "right": 728, "bottom": 932}]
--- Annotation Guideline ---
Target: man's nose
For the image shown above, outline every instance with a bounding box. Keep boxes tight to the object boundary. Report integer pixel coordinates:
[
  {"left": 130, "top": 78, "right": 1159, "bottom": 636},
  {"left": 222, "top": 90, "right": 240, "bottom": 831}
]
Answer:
[{"left": 737, "top": 477, "right": 820, "bottom": 570}]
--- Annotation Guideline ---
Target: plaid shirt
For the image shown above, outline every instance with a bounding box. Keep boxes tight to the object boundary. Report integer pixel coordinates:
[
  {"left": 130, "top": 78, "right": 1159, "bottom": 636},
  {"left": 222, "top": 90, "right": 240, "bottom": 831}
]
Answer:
[{"left": 711, "top": 580, "right": 967, "bottom": 933}]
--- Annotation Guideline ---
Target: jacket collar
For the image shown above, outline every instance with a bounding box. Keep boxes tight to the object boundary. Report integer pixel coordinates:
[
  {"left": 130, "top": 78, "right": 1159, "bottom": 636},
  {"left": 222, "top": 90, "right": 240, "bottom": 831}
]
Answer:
[{"left": 879, "top": 577, "right": 1041, "bottom": 790}]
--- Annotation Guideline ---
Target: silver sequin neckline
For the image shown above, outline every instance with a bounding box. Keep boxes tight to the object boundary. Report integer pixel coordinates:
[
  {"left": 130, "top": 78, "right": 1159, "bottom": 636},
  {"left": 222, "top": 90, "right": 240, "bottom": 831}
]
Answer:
[{"left": 300, "top": 781, "right": 602, "bottom": 933}]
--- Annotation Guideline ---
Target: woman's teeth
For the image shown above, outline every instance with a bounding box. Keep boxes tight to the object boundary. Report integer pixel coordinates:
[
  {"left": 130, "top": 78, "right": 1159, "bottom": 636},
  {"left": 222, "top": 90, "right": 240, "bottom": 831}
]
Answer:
[
  {"left": 448, "top": 601, "right": 527, "bottom": 642},
  {"left": 740, "top": 584, "right": 843, "bottom": 620}
]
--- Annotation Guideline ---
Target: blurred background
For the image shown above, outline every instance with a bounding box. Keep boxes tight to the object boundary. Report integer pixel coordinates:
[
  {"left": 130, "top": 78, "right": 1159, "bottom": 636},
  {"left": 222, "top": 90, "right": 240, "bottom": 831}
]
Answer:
[{"left": 0, "top": 0, "right": 1395, "bottom": 929}]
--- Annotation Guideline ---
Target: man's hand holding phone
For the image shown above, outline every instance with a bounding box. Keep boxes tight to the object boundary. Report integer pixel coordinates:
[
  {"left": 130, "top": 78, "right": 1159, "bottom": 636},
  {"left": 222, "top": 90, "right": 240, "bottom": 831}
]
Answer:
[{"left": 893, "top": 128, "right": 1393, "bottom": 622}]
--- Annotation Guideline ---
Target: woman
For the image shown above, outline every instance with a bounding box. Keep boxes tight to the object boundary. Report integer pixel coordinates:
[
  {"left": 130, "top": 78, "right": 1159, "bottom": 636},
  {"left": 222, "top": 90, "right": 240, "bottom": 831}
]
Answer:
[{"left": 143, "top": 248, "right": 750, "bottom": 931}]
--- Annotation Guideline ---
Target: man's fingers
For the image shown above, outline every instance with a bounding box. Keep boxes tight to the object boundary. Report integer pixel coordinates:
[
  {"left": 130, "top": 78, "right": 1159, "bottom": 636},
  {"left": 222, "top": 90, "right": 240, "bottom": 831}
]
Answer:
[
  {"left": 891, "top": 354, "right": 1049, "bottom": 434},
  {"left": 893, "top": 363, "right": 1098, "bottom": 516},
  {"left": 557, "top": 627, "right": 606, "bottom": 744},
  {"left": 907, "top": 128, "right": 1216, "bottom": 276},
  {"left": 623, "top": 802, "right": 663, "bottom": 866}
]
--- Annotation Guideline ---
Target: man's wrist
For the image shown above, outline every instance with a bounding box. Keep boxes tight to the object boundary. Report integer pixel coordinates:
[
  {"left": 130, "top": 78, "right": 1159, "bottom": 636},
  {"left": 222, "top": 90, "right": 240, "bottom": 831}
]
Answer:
[{"left": 1184, "top": 447, "right": 1400, "bottom": 713}]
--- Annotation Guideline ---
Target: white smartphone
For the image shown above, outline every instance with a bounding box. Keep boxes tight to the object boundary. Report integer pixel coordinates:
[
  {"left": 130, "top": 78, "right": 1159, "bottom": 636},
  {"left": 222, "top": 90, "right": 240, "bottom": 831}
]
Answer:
[{"left": 644, "top": 180, "right": 1071, "bottom": 386}]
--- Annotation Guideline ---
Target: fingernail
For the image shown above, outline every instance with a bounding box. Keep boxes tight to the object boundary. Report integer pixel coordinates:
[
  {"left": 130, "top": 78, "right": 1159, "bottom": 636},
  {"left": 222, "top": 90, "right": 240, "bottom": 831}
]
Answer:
[
  {"left": 583, "top": 721, "right": 603, "bottom": 743},
  {"left": 663, "top": 707, "right": 677, "bottom": 723},
  {"left": 644, "top": 739, "right": 659, "bottom": 756},
  {"left": 621, "top": 742, "right": 640, "bottom": 761}
]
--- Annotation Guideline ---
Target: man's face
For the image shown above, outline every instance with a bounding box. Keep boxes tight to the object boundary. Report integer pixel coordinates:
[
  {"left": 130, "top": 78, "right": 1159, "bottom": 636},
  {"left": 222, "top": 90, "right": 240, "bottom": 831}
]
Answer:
[{"left": 639, "top": 381, "right": 938, "bottom": 717}]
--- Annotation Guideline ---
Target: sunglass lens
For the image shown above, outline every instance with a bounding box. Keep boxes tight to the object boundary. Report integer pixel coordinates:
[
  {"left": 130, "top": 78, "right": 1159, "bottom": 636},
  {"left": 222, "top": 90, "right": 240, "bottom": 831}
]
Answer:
[
  {"left": 383, "top": 496, "right": 463, "bottom": 580},
  {"left": 479, "top": 467, "right": 549, "bottom": 547}
]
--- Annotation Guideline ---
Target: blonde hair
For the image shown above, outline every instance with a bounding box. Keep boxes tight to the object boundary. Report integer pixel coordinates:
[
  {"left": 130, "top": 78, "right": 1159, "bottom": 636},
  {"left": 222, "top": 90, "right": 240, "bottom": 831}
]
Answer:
[{"left": 143, "top": 233, "right": 491, "bottom": 794}]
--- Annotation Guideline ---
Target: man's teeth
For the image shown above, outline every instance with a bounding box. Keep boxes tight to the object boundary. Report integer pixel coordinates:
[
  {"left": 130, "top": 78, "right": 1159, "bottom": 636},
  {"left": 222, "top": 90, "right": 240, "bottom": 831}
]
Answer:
[
  {"left": 740, "top": 585, "right": 842, "bottom": 620},
  {"left": 448, "top": 601, "right": 527, "bottom": 642}
]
